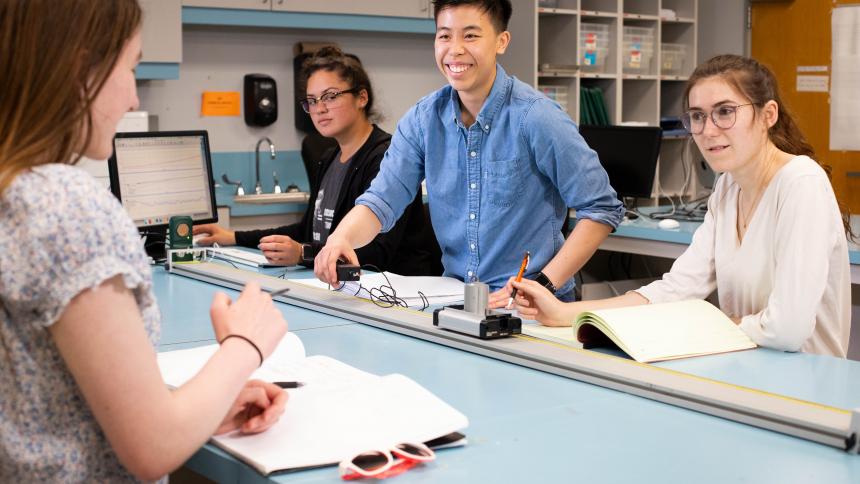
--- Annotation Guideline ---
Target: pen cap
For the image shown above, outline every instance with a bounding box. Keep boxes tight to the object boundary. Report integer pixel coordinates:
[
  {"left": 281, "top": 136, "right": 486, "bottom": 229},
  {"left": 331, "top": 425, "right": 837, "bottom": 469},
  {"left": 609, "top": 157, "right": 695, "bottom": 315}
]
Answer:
[{"left": 463, "top": 282, "right": 489, "bottom": 315}]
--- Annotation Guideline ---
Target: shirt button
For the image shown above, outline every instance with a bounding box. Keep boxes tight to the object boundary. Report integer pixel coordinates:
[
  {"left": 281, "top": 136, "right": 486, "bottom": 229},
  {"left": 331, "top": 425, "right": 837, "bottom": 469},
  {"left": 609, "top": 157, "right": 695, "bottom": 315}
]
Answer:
[
  {"left": 467, "top": 271, "right": 474, "bottom": 277},
  {"left": 470, "top": 183, "right": 476, "bottom": 189},
  {"left": 469, "top": 213, "right": 475, "bottom": 220},
  {"left": 470, "top": 151, "right": 477, "bottom": 158},
  {"left": 470, "top": 243, "right": 476, "bottom": 250},
  {"left": 484, "top": 125, "right": 490, "bottom": 131}
]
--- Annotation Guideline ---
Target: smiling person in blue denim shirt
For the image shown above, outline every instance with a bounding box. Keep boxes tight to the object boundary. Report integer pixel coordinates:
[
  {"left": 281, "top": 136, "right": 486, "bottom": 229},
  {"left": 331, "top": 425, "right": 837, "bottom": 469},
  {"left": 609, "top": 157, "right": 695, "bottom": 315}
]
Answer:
[{"left": 314, "top": 0, "right": 623, "bottom": 305}]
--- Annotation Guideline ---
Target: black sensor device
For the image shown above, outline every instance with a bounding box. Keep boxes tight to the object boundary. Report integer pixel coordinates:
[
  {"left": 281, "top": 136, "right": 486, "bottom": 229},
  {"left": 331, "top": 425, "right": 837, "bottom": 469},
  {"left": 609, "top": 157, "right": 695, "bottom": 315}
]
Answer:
[
  {"left": 336, "top": 260, "right": 361, "bottom": 282},
  {"left": 244, "top": 74, "right": 278, "bottom": 127}
]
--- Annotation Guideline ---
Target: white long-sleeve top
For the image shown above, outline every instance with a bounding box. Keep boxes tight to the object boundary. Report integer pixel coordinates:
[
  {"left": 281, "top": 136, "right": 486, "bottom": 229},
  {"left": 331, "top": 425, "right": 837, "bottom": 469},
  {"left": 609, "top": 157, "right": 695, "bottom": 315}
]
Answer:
[{"left": 636, "top": 156, "right": 850, "bottom": 357}]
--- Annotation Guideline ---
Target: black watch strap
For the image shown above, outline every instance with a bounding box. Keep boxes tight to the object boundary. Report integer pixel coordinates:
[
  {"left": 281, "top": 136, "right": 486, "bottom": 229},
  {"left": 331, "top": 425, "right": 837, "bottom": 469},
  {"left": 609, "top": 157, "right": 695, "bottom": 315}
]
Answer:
[
  {"left": 301, "top": 243, "right": 319, "bottom": 263},
  {"left": 534, "top": 271, "right": 557, "bottom": 293}
]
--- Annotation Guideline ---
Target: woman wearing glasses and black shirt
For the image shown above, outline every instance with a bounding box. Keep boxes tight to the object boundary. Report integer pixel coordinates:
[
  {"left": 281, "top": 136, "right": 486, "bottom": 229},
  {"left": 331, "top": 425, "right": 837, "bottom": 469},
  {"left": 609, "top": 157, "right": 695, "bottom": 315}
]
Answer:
[
  {"left": 195, "top": 47, "right": 441, "bottom": 276},
  {"left": 511, "top": 55, "right": 852, "bottom": 357}
]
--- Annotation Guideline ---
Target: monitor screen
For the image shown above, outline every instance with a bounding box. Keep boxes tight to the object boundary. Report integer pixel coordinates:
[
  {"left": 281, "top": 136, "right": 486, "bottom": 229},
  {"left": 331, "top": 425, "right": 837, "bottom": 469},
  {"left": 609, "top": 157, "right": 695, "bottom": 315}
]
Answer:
[
  {"left": 108, "top": 131, "right": 218, "bottom": 230},
  {"left": 578, "top": 125, "right": 663, "bottom": 199}
]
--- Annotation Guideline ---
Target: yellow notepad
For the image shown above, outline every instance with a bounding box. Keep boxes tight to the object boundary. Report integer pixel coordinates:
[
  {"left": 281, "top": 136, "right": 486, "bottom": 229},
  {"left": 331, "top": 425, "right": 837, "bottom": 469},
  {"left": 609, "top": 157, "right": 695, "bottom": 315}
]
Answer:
[{"left": 525, "top": 300, "right": 757, "bottom": 363}]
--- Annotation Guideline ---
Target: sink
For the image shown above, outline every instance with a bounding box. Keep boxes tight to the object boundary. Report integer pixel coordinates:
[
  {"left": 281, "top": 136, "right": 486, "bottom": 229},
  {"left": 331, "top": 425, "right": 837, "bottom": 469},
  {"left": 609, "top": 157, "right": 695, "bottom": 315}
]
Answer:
[{"left": 233, "top": 192, "right": 310, "bottom": 204}]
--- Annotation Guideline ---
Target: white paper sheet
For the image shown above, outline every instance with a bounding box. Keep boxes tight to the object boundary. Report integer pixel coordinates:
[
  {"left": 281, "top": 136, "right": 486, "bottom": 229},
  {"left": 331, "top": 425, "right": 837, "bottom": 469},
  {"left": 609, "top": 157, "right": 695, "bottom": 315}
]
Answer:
[
  {"left": 290, "top": 272, "right": 465, "bottom": 307},
  {"left": 830, "top": 6, "right": 860, "bottom": 151}
]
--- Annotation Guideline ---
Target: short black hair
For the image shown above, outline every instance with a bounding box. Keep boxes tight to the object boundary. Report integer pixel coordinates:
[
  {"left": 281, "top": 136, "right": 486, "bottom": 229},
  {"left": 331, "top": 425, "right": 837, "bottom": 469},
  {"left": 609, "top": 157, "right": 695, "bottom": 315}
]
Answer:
[{"left": 432, "top": 0, "right": 512, "bottom": 33}]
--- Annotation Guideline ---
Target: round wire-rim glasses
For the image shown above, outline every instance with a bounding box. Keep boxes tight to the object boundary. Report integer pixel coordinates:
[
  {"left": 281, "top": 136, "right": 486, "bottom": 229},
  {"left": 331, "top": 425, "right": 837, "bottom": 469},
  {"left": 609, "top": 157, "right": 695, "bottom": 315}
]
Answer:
[
  {"left": 300, "top": 87, "right": 360, "bottom": 113},
  {"left": 680, "top": 103, "right": 758, "bottom": 135}
]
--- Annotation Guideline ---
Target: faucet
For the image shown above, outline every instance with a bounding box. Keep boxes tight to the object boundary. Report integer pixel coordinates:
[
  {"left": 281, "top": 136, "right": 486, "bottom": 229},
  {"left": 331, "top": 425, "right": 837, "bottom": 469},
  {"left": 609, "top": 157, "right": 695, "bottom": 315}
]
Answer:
[{"left": 255, "top": 137, "right": 276, "bottom": 195}]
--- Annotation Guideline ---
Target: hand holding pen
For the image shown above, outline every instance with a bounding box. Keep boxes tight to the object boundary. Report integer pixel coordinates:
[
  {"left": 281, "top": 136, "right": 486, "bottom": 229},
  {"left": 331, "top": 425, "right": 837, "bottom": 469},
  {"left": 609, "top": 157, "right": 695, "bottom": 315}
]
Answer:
[{"left": 505, "top": 251, "right": 530, "bottom": 310}]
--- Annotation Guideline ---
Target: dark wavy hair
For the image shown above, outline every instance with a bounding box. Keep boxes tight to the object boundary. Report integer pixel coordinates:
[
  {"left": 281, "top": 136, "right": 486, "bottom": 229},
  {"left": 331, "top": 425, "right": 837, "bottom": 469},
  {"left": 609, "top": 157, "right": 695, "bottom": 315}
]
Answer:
[
  {"left": 685, "top": 54, "right": 852, "bottom": 238},
  {"left": 0, "top": 0, "right": 142, "bottom": 194},
  {"left": 432, "top": 0, "right": 512, "bottom": 33},
  {"left": 300, "top": 46, "right": 378, "bottom": 122}
]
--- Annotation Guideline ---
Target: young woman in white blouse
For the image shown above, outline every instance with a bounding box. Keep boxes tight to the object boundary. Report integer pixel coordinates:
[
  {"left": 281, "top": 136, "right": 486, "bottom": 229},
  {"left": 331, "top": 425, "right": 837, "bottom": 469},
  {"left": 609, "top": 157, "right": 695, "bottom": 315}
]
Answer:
[{"left": 512, "top": 55, "right": 852, "bottom": 358}]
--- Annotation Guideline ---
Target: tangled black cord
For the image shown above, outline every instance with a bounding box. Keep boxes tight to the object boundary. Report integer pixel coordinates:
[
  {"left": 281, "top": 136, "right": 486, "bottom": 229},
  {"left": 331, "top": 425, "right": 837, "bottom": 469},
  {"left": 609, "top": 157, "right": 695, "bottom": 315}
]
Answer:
[{"left": 328, "top": 264, "right": 430, "bottom": 311}]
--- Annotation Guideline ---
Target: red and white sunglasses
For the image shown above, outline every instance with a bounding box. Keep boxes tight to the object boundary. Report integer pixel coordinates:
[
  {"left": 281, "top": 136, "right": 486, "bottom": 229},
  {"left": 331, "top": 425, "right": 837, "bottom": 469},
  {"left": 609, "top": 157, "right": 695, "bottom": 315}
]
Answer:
[{"left": 339, "top": 442, "right": 436, "bottom": 480}]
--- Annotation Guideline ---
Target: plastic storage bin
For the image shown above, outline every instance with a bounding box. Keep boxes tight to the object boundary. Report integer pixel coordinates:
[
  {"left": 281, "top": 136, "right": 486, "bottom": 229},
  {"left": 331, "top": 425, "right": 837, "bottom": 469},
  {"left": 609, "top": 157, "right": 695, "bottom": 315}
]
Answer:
[
  {"left": 622, "top": 26, "right": 655, "bottom": 74},
  {"left": 661, "top": 43, "right": 687, "bottom": 76},
  {"left": 580, "top": 23, "right": 610, "bottom": 72},
  {"left": 538, "top": 85, "right": 569, "bottom": 112}
]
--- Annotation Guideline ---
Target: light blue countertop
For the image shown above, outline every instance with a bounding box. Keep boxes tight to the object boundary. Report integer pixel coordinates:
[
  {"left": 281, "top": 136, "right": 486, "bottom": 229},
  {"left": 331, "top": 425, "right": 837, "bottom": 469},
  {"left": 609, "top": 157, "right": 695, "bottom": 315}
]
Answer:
[
  {"left": 606, "top": 207, "right": 860, "bottom": 264},
  {"left": 153, "top": 264, "right": 860, "bottom": 483}
]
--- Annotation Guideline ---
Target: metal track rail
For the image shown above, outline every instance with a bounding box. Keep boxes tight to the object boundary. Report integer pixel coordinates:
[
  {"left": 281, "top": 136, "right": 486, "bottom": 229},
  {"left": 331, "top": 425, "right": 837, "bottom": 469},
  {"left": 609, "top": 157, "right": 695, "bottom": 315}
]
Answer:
[{"left": 168, "top": 262, "right": 860, "bottom": 453}]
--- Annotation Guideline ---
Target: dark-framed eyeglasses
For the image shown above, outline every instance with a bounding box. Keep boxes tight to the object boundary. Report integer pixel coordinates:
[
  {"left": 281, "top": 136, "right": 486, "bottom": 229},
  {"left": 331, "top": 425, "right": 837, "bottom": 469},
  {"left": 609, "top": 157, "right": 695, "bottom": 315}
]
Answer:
[
  {"left": 680, "top": 103, "right": 757, "bottom": 135},
  {"left": 300, "top": 88, "right": 360, "bottom": 113}
]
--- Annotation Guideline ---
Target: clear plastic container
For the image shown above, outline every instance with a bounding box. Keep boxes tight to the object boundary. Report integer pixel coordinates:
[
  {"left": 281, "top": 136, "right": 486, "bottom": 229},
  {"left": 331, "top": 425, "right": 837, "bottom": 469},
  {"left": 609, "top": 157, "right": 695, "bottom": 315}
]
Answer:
[
  {"left": 538, "top": 85, "right": 569, "bottom": 112},
  {"left": 661, "top": 43, "right": 687, "bottom": 76},
  {"left": 580, "top": 23, "right": 610, "bottom": 72},
  {"left": 538, "top": 0, "right": 559, "bottom": 7},
  {"left": 622, "top": 26, "right": 655, "bottom": 74}
]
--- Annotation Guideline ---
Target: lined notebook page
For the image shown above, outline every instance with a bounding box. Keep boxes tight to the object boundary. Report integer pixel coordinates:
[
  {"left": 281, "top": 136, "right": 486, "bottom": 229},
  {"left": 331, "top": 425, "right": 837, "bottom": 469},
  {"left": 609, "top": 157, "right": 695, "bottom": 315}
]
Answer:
[{"left": 578, "top": 299, "right": 756, "bottom": 363}]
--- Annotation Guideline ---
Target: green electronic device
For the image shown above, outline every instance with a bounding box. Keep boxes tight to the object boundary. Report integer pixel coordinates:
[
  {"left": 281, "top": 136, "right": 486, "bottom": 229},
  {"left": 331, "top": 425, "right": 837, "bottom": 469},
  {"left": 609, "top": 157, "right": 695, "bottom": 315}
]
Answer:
[{"left": 168, "top": 215, "right": 194, "bottom": 262}]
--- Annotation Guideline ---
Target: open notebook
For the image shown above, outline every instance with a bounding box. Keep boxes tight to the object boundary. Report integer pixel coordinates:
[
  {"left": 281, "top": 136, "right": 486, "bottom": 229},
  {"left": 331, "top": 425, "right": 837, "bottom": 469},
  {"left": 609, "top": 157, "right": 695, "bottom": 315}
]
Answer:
[
  {"left": 157, "top": 334, "right": 469, "bottom": 475},
  {"left": 523, "top": 299, "right": 756, "bottom": 363},
  {"left": 289, "top": 272, "right": 465, "bottom": 308}
]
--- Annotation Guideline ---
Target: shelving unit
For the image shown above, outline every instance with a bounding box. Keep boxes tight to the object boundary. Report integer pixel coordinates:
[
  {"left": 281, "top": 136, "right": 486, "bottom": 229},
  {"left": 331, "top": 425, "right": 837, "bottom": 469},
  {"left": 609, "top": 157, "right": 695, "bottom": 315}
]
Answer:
[{"left": 533, "top": 0, "right": 700, "bottom": 199}]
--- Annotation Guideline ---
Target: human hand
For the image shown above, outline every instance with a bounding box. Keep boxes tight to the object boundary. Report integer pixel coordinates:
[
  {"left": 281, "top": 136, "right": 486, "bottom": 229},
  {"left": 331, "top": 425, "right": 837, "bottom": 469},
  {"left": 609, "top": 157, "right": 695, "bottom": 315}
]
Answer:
[
  {"left": 258, "top": 235, "right": 302, "bottom": 266},
  {"left": 192, "top": 224, "right": 236, "bottom": 246},
  {"left": 215, "top": 380, "right": 288, "bottom": 435},
  {"left": 210, "top": 281, "right": 288, "bottom": 360},
  {"left": 313, "top": 236, "right": 359, "bottom": 286},
  {"left": 487, "top": 277, "right": 515, "bottom": 309},
  {"left": 512, "top": 279, "right": 576, "bottom": 327}
]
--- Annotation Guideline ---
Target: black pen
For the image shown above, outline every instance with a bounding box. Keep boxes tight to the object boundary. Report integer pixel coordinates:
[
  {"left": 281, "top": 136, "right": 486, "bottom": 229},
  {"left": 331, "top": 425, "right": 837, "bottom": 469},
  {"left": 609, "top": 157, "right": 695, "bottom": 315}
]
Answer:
[
  {"left": 274, "top": 381, "right": 305, "bottom": 389},
  {"left": 269, "top": 287, "right": 290, "bottom": 297}
]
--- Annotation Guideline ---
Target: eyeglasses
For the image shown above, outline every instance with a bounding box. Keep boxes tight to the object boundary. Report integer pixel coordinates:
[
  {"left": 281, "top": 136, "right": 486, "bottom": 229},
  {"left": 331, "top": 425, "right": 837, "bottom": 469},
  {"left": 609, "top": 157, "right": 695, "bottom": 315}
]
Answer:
[
  {"left": 680, "top": 103, "right": 757, "bottom": 135},
  {"left": 338, "top": 442, "right": 435, "bottom": 480},
  {"left": 300, "top": 88, "right": 359, "bottom": 113}
]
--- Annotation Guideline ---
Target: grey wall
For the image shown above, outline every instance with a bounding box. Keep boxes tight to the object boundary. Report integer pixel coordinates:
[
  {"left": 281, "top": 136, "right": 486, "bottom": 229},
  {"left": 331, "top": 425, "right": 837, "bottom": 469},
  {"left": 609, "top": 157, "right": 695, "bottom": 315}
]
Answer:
[
  {"left": 138, "top": 26, "right": 446, "bottom": 153},
  {"left": 697, "top": 0, "right": 748, "bottom": 62}
]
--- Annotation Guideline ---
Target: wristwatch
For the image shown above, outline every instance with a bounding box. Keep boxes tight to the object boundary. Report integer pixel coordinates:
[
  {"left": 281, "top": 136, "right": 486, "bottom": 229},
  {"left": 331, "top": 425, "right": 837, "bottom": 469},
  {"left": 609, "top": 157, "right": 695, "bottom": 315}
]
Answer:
[
  {"left": 534, "top": 271, "right": 557, "bottom": 293},
  {"left": 300, "top": 243, "right": 318, "bottom": 263}
]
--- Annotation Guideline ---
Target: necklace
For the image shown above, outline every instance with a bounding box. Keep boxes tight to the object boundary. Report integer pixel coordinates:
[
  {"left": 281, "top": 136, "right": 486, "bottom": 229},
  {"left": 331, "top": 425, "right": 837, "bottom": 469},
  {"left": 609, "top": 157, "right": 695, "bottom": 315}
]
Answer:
[{"left": 737, "top": 187, "right": 763, "bottom": 230}]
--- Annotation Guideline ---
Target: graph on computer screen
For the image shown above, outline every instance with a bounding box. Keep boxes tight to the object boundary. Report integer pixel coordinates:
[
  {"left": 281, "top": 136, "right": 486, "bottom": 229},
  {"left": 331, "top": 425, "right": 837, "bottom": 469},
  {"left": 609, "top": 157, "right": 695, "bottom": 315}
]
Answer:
[{"left": 114, "top": 136, "right": 212, "bottom": 224}]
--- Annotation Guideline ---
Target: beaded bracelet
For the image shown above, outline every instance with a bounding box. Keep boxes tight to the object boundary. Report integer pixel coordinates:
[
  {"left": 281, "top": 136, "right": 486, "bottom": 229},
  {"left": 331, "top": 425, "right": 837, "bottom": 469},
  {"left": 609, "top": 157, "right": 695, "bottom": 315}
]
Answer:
[{"left": 219, "top": 334, "right": 263, "bottom": 367}]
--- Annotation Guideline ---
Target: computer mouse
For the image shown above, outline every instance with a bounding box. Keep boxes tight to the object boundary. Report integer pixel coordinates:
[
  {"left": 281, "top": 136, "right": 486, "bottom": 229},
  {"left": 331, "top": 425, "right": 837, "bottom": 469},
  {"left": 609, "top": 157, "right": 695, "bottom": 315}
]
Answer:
[{"left": 657, "top": 218, "right": 681, "bottom": 230}]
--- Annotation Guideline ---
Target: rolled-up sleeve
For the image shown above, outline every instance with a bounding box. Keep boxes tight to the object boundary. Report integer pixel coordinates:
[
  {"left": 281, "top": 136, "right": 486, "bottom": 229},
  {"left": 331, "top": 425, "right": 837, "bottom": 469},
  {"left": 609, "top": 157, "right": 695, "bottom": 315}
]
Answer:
[
  {"left": 356, "top": 105, "right": 426, "bottom": 233},
  {"left": 524, "top": 98, "right": 623, "bottom": 229}
]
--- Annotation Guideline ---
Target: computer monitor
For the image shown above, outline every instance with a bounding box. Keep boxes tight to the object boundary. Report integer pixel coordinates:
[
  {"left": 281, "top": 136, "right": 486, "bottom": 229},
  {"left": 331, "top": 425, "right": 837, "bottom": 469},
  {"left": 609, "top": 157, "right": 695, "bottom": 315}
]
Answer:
[
  {"left": 108, "top": 130, "right": 218, "bottom": 258},
  {"left": 578, "top": 125, "right": 663, "bottom": 200}
]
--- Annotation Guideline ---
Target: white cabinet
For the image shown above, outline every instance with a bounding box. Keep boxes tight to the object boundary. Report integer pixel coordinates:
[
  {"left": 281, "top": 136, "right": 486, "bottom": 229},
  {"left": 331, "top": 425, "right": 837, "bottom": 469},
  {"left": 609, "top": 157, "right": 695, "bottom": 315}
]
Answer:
[
  {"left": 140, "top": 0, "right": 182, "bottom": 63},
  {"left": 273, "top": 0, "right": 431, "bottom": 18},
  {"left": 183, "top": 0, "right": 271, "bottom": 10},
  {"left": 184, "top": 0, "right": 432, "bottom": 18}
]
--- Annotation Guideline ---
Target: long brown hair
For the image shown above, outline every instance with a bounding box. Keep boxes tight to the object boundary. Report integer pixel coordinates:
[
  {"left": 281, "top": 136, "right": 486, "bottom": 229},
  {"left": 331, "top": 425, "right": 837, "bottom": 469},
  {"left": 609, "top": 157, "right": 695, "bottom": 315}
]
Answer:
[
  {"left": 684, "top": 55, "right": 852, "bottom": 237},
  {"left": 0, "top": 0, "right": 142, "bottom": 194}
]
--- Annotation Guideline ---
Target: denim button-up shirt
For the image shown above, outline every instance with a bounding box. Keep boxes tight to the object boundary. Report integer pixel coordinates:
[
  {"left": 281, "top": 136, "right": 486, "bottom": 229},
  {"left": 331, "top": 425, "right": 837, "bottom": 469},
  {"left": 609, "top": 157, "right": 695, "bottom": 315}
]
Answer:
[{"left": 357, "top": 64, "right": 623, "bottom": 294}]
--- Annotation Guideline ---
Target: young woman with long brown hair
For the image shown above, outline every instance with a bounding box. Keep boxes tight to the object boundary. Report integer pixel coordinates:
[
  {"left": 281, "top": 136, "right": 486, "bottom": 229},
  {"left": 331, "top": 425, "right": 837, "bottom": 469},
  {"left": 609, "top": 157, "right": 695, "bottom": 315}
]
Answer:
[
  {"left": 0, "top": 1, "right": 289, "bottom": 481},
  {"left": 512, "top": 55, "right": 851, "bottom": 358}
]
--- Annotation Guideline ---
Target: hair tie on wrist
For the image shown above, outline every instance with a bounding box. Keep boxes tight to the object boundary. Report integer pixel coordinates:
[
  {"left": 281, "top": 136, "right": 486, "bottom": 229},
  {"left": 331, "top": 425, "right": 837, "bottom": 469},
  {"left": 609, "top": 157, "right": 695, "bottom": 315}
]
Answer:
[{"left": 219, "top": 334, "right": 263, "bottom": 367}]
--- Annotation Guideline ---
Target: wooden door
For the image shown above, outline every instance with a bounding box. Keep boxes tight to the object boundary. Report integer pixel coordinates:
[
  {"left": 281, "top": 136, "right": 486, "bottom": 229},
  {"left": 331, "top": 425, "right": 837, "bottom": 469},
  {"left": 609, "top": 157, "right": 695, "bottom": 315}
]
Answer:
[{"left": 751, "top": 0, "right": 860, "bottom": 212}]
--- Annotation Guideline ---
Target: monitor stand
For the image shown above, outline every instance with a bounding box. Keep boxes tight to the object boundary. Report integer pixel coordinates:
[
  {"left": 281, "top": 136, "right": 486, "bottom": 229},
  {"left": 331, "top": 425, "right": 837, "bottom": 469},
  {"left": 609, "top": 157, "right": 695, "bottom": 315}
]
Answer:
[{"left": 141, "top": 228, "right": 167, "bottom": 261}]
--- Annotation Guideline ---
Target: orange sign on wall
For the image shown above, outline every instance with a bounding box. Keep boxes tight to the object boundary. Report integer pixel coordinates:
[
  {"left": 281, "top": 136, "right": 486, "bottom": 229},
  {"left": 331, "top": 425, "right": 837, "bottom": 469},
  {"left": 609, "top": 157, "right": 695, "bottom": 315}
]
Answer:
[{"left": 201, "top": 91, "right": 241, "bottom": 117}]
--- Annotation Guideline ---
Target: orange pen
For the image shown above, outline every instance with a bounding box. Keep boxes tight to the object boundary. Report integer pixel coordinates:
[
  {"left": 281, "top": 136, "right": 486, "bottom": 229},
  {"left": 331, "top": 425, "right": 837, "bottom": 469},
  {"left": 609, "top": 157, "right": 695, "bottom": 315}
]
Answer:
[{"left": 505, "top": 251, "right": 530, "bottom": 309}]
